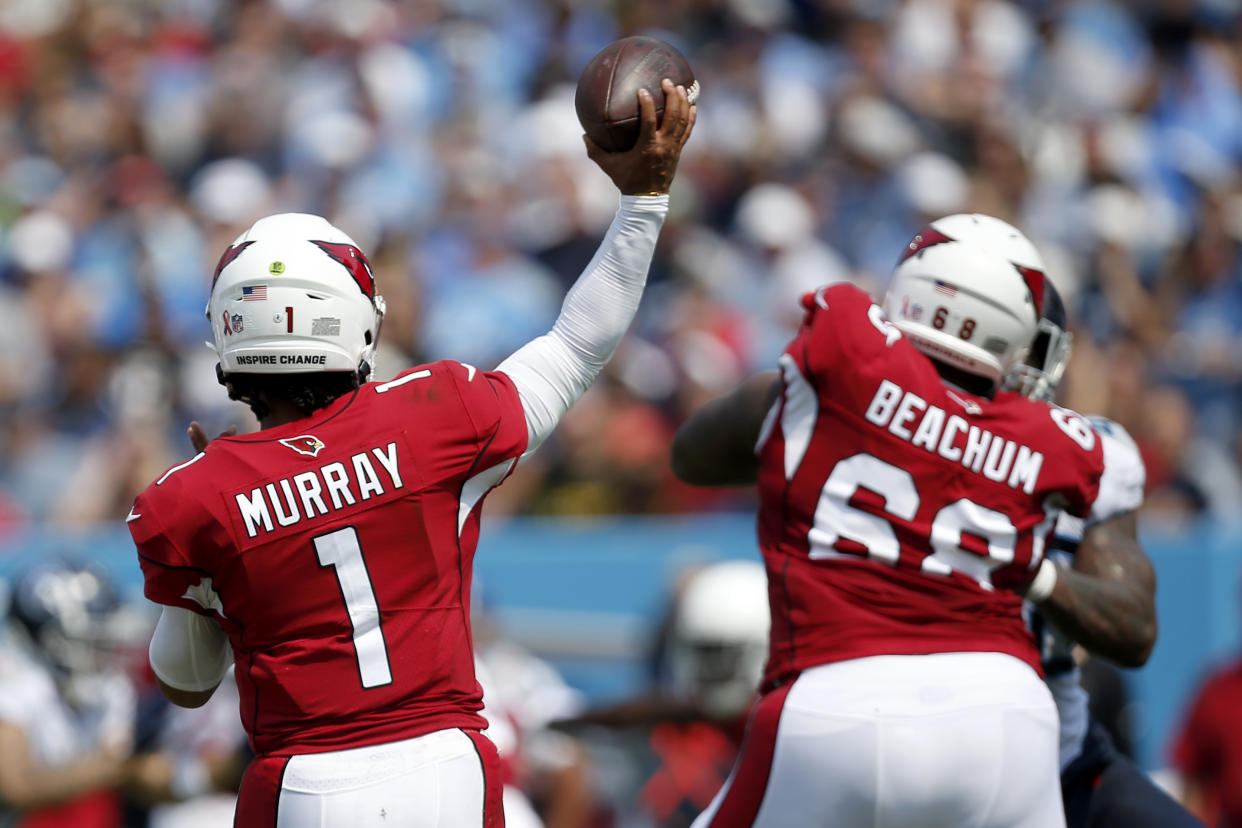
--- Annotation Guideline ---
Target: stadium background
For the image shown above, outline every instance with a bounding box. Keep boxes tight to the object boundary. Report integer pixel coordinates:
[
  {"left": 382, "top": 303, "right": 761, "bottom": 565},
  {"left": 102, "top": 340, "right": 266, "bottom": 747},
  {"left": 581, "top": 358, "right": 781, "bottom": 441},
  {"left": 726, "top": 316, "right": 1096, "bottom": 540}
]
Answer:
[{"left": 1, "top": 0, "right": 1241, "bottom": 802}]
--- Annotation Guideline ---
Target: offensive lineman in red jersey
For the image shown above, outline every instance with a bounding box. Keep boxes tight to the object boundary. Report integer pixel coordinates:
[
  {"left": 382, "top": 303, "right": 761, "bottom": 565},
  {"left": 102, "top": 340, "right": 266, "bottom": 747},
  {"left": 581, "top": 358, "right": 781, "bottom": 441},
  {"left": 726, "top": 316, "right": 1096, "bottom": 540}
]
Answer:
[
  {"left": 126, "top": 81, "right": 695, "bottom": 828},
  {"left": 669, "top": 214, "right": 1143, "bottom": 827}
]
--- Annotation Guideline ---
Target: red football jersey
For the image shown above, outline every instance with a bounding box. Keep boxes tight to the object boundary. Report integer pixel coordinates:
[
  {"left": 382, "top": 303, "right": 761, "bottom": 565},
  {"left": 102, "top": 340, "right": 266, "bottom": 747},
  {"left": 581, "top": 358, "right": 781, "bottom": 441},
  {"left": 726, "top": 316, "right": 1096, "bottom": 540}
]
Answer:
[
  {"left": 756, "top": 284, "right": 1104, "bottom": 684},
  {"left": 128, "top": 361, "right": 528, "bottom": 757}
]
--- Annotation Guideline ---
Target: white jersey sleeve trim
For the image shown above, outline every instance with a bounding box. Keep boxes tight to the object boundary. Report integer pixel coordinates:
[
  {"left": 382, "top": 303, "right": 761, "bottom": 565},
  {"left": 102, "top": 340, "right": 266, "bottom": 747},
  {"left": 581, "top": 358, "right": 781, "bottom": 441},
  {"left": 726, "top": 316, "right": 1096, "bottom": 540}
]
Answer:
[
  {"left": 458, "top": 458, "right": 517, "bottom": 537},
  {"left": 156, "top": 452, "right": 205, "bottom": 485},
  {"left": 776, "top": 353, "right": 819, "bottom": 479},
  {"left": 149, "top": 605, "right": 232, "bottom": 692},
  {"left": 1087, "top": 418, "right": 1146, "bottom": 526},
  {"left": 497, "top": 195, "right": 668, "bottom": 458}
]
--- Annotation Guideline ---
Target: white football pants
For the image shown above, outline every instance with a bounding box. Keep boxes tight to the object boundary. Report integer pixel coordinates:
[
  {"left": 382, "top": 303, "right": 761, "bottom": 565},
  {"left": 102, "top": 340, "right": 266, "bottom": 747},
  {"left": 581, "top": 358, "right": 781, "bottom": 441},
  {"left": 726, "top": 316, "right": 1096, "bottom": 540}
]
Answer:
[
  {"left": 236, "top": 728, "right": 503, "bottom": 827},
  {"left": 693, "top": 652, "right": 1066, "bottom": 828}
]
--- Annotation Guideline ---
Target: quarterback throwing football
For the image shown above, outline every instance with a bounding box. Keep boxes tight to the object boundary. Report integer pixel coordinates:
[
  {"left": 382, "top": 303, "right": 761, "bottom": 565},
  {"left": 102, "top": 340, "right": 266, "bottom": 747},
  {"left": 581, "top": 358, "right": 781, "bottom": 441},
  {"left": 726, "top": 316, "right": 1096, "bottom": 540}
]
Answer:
[{"left": 128, "top": 82, "right": 694, "bottom": 828}]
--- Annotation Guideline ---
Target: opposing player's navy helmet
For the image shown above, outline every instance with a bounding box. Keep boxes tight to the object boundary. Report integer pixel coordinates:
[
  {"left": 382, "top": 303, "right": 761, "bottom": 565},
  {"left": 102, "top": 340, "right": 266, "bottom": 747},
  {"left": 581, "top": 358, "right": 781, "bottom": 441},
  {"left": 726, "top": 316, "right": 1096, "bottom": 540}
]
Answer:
[{"left": 7, "top": 562, "right": 136, "bottom": 675}]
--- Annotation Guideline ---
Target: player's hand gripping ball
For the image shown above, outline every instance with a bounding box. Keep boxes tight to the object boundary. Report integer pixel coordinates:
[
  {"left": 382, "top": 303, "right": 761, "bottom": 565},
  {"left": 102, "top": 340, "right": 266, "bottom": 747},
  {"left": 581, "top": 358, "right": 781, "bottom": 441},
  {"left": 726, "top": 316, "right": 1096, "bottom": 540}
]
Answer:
[{"left": 575, "top": 36, "right": 698, "bottom": 152}]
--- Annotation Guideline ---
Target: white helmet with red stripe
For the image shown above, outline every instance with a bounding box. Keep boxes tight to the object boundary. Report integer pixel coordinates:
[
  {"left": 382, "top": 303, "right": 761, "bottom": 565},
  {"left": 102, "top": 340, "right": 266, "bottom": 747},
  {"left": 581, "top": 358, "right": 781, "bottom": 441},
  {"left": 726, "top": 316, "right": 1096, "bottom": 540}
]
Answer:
[
  {"left": 881, "top": 213, "right": 1046, "bottom": 384},
  {"left": 207, "top": 213, "right": 386, "bottom": 380}
]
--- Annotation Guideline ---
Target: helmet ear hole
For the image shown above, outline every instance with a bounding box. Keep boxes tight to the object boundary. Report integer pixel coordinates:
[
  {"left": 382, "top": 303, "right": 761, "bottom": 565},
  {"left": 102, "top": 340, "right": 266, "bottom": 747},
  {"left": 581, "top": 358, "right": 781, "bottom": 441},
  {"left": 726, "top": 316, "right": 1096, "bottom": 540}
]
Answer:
[
  {"left": 1029, "top": 331, "right": 1051, "bottom": 367},
  {"left": 364, "top": 331, "right": 372, "bottom": 346}
]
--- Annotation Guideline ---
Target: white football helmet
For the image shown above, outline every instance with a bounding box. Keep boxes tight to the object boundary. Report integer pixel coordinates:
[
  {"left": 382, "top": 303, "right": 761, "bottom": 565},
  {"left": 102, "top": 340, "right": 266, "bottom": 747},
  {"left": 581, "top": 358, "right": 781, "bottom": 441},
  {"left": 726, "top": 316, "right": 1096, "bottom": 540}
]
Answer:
[
  {"left": 882, "top": 213, "right": 1047, "bottom": 384},
  {"left": 668, "top": 560, "right": 769, "bottom": 720},
  {"left": 207, "top": 213, "right": 386, "bottom": 381}
]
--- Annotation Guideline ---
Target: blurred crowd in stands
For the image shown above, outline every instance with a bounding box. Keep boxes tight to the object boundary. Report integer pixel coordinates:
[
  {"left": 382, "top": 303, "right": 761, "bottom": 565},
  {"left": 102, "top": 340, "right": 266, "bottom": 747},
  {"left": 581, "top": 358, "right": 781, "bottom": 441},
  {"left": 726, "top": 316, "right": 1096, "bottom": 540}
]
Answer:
[{"left": 4, "top": 0, "right": 1242, "bottom": 531}]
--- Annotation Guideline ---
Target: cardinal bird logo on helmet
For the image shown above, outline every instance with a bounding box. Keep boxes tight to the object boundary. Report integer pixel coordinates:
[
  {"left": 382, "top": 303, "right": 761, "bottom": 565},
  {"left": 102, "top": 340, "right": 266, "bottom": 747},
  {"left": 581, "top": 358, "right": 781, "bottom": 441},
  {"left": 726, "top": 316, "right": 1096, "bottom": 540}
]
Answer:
[
  {"left": 311, "top": 240, "right": 376, "bottom": 303},
  {"left": 279, "top": 435, "right": 325, "bottom": 457},
  {"left": 211, "top": 240, "right": 256, "bottom": 292},
  {"left": 898, "top": 227, "right": 954, "bottom": 265},
  {"left": 1013, "top": 263, "right": 1046, "bottom": 321}
]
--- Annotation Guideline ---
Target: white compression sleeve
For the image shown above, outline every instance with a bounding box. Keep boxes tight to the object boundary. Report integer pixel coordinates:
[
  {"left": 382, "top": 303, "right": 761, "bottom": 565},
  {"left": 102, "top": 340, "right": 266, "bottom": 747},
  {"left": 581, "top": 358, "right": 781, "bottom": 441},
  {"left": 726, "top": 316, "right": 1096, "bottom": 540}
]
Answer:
[
  {"left": 497, "top": 194, "right": 669, "bottom": 456},
  {"left": 149, "top": 605, "right": 232, "bottom": 692}
]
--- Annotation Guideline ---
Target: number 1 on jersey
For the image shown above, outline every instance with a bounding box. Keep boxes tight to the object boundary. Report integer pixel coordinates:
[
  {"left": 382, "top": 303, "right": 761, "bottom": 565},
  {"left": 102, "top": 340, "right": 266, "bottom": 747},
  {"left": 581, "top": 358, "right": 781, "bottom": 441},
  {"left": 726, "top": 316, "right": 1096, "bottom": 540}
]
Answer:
[{"left": 313, "top": 527, "right": 393, "bottom": 689}]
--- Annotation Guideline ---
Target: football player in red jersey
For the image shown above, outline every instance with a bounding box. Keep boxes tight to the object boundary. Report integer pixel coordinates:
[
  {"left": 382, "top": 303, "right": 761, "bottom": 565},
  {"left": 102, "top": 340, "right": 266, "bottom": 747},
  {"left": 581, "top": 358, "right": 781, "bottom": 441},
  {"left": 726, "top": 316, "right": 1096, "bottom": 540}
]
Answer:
[
  {"left": 670, "top": 214, "right": 1156, "bottom": 827},
  {"left": 126, "top": 81, "right": 695, "bottom": 828}
]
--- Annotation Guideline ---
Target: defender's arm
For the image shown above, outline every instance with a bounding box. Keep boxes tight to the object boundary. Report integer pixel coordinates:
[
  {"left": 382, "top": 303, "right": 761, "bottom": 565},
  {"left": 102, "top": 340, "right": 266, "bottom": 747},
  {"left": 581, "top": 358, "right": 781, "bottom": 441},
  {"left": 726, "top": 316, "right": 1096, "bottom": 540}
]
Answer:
[
  {"left": 1029, "top": 511, "right": 1157, "bottom": 667},
  {"left": 670, "top": 371, "right": 780, "bottom": 487}
]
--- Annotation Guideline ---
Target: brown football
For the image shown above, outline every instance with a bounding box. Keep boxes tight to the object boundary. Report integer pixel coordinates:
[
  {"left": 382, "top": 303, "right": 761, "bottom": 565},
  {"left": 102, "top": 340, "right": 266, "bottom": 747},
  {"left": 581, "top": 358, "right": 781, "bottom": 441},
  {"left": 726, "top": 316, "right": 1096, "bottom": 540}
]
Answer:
[{"left": 575, "top": 36, "right": 698, "bottom": 152}]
